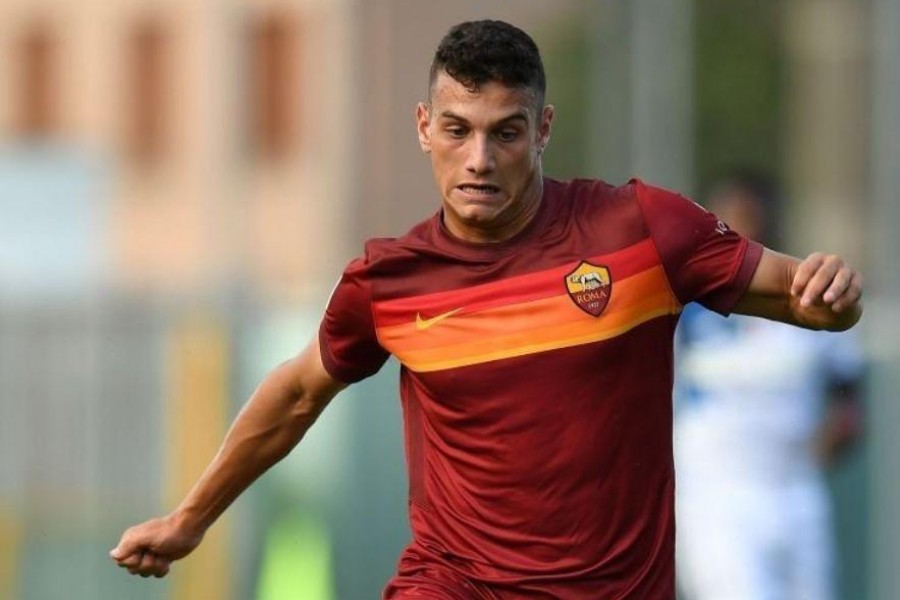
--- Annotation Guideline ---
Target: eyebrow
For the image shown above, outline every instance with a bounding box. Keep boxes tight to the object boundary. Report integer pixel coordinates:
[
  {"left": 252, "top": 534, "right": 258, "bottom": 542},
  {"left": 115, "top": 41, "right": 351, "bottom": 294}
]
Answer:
[{"left": 437, "top": 110, "right": 530, "bottom": 126}]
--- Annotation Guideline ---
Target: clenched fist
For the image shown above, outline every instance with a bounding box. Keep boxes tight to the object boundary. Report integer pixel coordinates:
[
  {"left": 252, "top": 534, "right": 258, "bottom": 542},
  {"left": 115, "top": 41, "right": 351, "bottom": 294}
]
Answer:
[{"left": 110, "top": 513, "right": 205, "bottom": 578}]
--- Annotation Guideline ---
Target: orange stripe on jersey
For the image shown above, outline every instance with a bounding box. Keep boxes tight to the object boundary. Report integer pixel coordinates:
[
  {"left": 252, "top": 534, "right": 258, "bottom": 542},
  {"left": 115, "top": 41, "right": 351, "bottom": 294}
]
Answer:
[
  {"left": 375, "top": 264, "right": 680, "bottom": 372},
  {"left": 373, "top": 238, "right": 660, "bottom": 328}
]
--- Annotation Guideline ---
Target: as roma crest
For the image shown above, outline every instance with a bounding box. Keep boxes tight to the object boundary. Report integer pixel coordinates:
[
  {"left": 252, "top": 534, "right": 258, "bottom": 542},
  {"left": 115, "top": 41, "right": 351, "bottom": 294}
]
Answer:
[{"left": 564, "top": 261, "right": 612, "bottom": 317}]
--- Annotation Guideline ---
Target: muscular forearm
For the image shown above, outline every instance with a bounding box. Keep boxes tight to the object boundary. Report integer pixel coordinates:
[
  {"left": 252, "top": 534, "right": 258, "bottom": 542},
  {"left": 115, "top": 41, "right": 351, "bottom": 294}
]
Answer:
[
  {"left": 735, "top": 250, "right": 863, "bottom": 331},
  {"left": 172, "top": 353, "right": 341, "bottom": 535},
  {"left": 110, "top": 340, "right": 345, "bottom": 577}
]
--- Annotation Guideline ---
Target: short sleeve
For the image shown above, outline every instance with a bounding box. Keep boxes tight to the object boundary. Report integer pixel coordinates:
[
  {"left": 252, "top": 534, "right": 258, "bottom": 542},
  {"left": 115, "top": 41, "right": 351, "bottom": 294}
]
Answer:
[
  {"left": 634, "top": 180, "right": 764, "bottom": 315},
  {"left": 318, "top": 257, "right": 390, "bottom": 384}
]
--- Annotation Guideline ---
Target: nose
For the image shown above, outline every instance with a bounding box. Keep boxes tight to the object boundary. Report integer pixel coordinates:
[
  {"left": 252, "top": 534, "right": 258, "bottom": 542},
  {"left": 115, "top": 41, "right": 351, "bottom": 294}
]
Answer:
[{"left": 465, "top": 134, "right": 496, "bottom": 175}]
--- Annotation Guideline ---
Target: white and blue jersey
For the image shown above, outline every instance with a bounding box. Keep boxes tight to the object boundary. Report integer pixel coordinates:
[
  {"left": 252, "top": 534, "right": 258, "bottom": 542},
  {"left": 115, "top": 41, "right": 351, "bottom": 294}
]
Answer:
[
  {"left": 675, "top": 303, "right": 862, "bottom": 483},
  {"left": 673, "top": 303, "right": 864, "bottom": 600}
]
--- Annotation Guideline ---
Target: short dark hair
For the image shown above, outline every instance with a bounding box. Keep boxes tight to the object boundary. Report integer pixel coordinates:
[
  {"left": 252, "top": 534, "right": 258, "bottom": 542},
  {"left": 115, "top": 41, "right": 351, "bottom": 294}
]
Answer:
[{"left": 428, "top": 20, "right": 546, "bottom": 108}]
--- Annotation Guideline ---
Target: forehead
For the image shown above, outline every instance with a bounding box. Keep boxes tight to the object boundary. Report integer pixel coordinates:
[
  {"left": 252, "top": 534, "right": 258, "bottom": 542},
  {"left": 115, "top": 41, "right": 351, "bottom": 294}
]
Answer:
[{"left": 429, "top": 71, "right": 537, "bottom": 122}]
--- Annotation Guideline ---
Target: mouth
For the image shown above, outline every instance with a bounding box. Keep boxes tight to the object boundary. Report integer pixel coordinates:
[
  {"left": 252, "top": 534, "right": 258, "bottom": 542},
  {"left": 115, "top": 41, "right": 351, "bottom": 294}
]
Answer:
[{"left": 457, "top": 183, "right": 501, "bottom": 197}]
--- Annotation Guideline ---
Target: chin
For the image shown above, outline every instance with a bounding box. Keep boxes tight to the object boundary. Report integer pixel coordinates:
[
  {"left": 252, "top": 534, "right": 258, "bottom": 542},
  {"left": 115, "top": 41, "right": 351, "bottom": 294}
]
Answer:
[{"left": 457, "top": 203, "right": 504, "bottom": 224}]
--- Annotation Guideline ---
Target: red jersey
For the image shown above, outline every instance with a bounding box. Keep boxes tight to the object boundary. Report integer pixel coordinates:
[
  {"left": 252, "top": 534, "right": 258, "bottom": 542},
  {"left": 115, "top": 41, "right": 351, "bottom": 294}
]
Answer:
[{"left": 319, "top": 178, "right": 763, "bottom": 599}]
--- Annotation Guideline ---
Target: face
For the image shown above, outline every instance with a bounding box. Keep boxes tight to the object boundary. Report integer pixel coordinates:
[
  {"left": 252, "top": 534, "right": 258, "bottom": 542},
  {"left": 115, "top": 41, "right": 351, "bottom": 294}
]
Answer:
[{"left": 416, "top": 71, "right": 554, "bottom": 243}]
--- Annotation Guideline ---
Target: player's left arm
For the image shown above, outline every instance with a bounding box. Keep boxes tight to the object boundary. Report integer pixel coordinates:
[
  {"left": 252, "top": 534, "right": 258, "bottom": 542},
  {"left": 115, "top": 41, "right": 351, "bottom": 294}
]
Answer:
[{"left": 733, "top": 249, "right": 863, "bottom": 331}]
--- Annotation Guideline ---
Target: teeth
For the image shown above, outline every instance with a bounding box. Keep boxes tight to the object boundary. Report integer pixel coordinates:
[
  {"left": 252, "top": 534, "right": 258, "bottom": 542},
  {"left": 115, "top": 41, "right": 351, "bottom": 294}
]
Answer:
[{"left": 461, "top": 185, "right": 498, "bottom": 194}]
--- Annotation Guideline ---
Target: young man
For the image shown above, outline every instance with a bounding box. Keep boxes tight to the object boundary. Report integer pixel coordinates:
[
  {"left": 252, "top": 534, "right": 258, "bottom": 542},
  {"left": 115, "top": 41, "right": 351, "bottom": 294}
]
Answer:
[
  {"left": 111, "top": 21, "right": 863, "bottom": 599},
  {"left": 674, "top": 172, "right": 864, "bottom": 600}
]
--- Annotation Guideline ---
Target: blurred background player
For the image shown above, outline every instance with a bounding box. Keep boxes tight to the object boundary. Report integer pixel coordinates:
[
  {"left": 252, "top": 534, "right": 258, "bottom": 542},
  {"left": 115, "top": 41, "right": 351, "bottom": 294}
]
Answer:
[{"left": 674, "top": 170, "right": 865, "bottom": 600}]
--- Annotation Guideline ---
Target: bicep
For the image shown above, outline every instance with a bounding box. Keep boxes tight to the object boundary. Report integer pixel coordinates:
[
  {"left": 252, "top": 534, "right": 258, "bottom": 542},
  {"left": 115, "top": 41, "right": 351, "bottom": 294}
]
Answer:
[{"left": 276, "top": 338, "right": 347, "bottom": 413}]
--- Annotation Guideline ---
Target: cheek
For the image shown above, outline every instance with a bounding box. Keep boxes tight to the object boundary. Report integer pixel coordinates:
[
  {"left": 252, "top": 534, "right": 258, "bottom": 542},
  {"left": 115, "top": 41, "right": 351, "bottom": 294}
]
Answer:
[
  {"left": 502, "top": 146, "right": 538, "bottom": 173},
  {"left": 430, "top": 157, "right": 456, "bottom": 190},
  {"left": 431, "top": 145, "right": 463, "bottom": 171}
]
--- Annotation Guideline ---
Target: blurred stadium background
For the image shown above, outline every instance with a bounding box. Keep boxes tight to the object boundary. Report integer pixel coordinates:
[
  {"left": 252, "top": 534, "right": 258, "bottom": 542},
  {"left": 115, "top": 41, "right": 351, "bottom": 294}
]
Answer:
[{"left": 0, "top": 0, "right": 897, "bottom": 598}]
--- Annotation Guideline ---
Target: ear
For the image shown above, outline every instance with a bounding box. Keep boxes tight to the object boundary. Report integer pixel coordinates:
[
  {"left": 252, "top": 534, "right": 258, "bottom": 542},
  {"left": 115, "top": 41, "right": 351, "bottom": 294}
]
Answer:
[
  {"left": 537, "top": 104, "right": 554, "bottom": 152},
  {"left": 416, "top": 102, "right": 432, "bottom": 154}
]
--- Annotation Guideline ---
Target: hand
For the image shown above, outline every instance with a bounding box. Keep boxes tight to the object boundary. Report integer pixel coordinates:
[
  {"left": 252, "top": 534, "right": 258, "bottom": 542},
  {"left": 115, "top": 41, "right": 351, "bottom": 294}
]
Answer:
[
  {"left": 110, "top": 513, "right": 205, "bottom": 578},
  {"left": 791, "top": 252, "right": 863, "bottom": 314}
]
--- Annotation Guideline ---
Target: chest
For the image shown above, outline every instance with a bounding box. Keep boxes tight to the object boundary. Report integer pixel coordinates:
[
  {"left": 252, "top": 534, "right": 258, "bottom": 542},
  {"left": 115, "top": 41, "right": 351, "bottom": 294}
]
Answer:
[{"left": 372, "top": 238, "right": 680, "bottom": 375}]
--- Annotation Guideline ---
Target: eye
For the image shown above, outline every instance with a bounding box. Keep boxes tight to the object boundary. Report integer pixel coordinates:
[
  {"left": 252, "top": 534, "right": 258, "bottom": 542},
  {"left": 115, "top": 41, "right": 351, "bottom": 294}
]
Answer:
[
  {"left": 495, "top": 129, "right": 520, "bottom": 143},
  {"left": 445, "top": 126, "right": 468, "bottom": 139}
]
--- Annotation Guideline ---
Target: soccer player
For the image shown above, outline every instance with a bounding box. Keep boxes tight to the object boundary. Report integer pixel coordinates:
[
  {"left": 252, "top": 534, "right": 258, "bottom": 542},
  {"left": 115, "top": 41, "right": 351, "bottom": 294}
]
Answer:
[
  {"left": 674, "top": 171, "right": 864, "bottom": 600},
  {"left": 110, "top": 20, "right": 864, "bottom": 598}
]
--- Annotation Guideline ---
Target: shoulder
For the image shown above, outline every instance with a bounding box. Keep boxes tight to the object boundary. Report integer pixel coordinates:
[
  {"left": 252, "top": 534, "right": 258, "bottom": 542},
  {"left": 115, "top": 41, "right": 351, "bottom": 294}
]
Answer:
[
  {"left": 351, "top": 214, "right": 441, "bottom": 272},
  {"left": 326, "top": 219, "right": 441, "bottom": 330},
  {"left": 547, "top": 176, "right": 635, "bottom": 208},
  {"left": 553, "top": 178, "right": 720, "bottom": 246},
  {"left": 626, "top": 178, "right": 711, "bottom": 221},
  {"left": 626, "top": 178, "right": 732, "bottom": 255},
  {"left": 543, "top": 177, "right": 645, "bottom": 242},
  {"left": 547, "top": 177, "right": 678, "bottom": 223},
  {"left": 338, "top": 212, "right": 461, "bottom": 305}
]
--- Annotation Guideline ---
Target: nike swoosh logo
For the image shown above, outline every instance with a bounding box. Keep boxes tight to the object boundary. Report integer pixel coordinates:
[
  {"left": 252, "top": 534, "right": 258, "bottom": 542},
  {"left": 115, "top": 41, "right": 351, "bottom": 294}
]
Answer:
[{"left": 415, "top": 308, "right": 464, "bottom": 331}]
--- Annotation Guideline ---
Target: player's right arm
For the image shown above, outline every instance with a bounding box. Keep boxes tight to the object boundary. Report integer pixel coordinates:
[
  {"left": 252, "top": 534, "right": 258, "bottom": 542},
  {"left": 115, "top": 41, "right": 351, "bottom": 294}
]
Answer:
[{"left": 109, "top": 337, "right": 346, "bottom": 578}]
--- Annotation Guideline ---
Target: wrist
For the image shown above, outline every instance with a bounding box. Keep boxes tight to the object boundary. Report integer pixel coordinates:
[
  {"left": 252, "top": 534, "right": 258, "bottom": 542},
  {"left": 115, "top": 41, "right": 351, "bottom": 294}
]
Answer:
[{"left": 169, "top": 505, "right": 211, "bottom": 537}]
